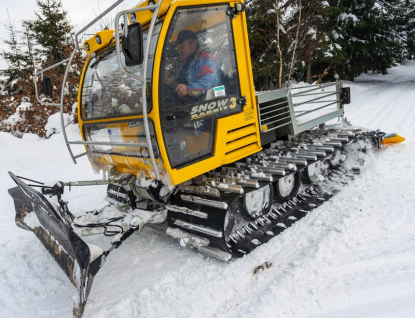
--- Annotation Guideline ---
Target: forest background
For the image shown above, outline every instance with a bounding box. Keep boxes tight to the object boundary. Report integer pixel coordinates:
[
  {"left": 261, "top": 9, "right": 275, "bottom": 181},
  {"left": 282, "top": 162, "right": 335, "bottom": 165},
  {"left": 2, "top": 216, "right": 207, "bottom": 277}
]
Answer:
[{"left": 0, "top": 0, "right": 414, "bottom": 137}]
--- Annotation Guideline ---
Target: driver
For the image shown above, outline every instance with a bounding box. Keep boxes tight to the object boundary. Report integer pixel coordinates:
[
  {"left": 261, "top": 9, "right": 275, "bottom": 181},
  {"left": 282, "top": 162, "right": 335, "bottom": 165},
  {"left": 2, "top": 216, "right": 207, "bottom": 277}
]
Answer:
[{"left": 170, "top": 30, "right": 221, "bottom": 100}]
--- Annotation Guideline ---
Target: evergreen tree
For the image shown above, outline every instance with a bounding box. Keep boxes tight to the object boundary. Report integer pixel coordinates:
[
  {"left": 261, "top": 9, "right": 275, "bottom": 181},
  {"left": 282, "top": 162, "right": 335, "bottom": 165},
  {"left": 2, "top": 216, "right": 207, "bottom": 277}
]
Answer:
[
  {"left": 400, "top": 0, "right": 415, "bottom": 59},
  {"left": 23, "top": 0, "right": 73, "bottom": 66},
  {"left": 247, "top": 0, "right": 280, "bottom": 90},
  {"left": 287, "top": 0, "right": 343, "bottom": 83},
  {"left": 327, "top": 0, "right": 404, "bottom": 80},
  {"left": 20, "top": 26, "right": 37, "bottom": 75},
  {"left": 0, "top": 11, "right": 26, "bottom": 90},
  {"left": 1, "top": 0, "right": 84, "bottom": 137}
]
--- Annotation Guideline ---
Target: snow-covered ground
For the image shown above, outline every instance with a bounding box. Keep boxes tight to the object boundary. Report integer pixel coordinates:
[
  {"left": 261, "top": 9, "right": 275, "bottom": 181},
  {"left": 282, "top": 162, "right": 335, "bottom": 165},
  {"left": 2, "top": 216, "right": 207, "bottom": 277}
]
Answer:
[{"left": 1, "top": 61, "right": 415, "bottom": 318}]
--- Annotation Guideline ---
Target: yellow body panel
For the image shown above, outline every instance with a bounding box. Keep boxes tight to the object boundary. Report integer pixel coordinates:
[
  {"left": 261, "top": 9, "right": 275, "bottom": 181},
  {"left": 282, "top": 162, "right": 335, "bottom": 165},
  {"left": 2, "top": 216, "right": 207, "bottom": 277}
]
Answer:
[
  {"left": 83, "top": 30, "right": 115, "bottom": 54},
  {"left": 78, "top": 0, "right": 261, "bottom": 186},
  {"left": 131, "top": 0, "right": 170, "bottom": 25}
]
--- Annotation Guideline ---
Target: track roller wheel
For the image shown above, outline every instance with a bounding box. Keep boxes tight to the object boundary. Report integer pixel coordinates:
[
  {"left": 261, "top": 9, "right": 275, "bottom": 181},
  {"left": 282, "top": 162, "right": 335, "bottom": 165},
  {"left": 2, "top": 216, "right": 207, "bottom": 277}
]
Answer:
[
  {"left": 302, "top": 160, "right": 322, "bottom": 184},
  {"left": 243, "top": 184, "right": 273, "bottom": 219},
  {"left": 273, "top": 172, "right": 301, "bottom": 203}
]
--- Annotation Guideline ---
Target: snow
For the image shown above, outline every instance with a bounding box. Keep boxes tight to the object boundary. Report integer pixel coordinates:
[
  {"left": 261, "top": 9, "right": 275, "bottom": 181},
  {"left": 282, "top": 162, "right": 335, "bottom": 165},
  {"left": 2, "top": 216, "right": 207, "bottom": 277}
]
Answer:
[
  {"left": 45, "top": 112, "right": 73, "bottom": 138},
  {"left": 339, "top": 13, "right": 359, "bottom": 23},
  {"left": 1, "top": 61, "right": 415, "bottom": 318}
]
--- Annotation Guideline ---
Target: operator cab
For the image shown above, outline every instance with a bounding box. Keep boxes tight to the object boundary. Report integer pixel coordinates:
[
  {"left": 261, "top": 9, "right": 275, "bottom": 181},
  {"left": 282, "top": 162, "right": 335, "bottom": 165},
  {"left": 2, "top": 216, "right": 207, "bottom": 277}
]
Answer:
[{"left": 78, "top": 1, "right": 258, "bottom": 185}]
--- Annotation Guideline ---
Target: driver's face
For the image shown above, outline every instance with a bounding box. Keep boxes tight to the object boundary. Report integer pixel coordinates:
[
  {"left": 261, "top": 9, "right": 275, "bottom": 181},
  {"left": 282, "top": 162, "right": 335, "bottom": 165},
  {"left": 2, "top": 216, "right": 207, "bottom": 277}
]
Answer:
[{"left": 176, "top": 40, "right": 197, "bottom": 61}]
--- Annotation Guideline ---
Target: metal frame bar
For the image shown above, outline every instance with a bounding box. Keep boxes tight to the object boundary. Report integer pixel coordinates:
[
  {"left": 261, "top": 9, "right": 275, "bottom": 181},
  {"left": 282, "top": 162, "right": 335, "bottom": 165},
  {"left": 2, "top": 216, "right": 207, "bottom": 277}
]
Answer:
[
  {"left": 293, "top": 92, "right": 338, "bottom": 107},
  {"left": 261, "top": 108, "right": 290, "bottom": 116},
  {"left": 285, "top": 81, "right": 344, "bottom": 135},
  {"left": 114, "top": 1, "right": 162, "bottom": 180},
  {"left": 261, "top": 112, "right": 291, "bottom": 123},
  {"left": 260, "top": 100, "right": 288, "bottom": 111},
  {"left": 33, "top": 58, "right": 71, "bottom": 107},
  {"left": 290, "top": 82, "right": 336, "bottom": 95},
  {"left": 74, "top": 0, "right": 124, "bottom": 50},
  {"left": 60, "top": 50, "right": 78, "bottom": 163},
  {"left": 67, "top": 140, "right": 148, "bottom": 147},
  {"left": 31, "top": 0, "right": 163, "bottom": 180},
  {"left": 295, "top": 100, "right": 338, "bottom": 118}
]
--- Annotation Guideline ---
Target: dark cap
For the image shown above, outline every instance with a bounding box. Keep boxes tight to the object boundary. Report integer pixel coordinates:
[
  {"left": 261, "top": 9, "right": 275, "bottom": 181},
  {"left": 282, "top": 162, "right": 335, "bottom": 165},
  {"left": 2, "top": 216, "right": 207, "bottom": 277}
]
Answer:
[{"left": 176, "top": 30, "right": 197, "bottom": 44}]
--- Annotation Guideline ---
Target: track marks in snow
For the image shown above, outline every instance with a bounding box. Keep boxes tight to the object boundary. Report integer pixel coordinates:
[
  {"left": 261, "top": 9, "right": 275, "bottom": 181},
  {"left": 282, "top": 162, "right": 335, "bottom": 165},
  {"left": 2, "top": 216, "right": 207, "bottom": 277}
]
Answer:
[{"left": 346, "top": 81, "right": 415, "bottom": 132}]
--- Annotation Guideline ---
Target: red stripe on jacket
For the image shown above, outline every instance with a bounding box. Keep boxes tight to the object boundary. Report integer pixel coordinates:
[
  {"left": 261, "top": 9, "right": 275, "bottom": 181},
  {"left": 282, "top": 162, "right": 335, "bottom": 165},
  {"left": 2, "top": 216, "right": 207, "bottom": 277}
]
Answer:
[{"left": 198, "top": 65, "right": 215, "bottom": 79}]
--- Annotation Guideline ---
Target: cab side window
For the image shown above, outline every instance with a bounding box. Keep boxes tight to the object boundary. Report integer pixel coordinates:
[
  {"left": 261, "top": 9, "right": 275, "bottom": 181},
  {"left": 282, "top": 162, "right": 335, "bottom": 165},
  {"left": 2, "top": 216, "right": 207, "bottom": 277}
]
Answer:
[
  {"left": 159, "top": 5, "right": 241, "bottom": 168},
  {"left": 160, "top": 6, "right": 240, "bottom": 112}
]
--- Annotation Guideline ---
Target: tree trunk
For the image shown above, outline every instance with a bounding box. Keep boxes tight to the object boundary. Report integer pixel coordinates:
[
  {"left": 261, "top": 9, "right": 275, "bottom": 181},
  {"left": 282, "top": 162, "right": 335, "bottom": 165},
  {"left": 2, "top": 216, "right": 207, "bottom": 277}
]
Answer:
[
  {"left": 288, "top": 0, "right": 302, "bottom": 87},
  {"left": 276, "top": 3, "right": 283, "bottom": 89},
  {"left": 305, "top": 52, "right": 312, "bottom": 83},
  {"left": 341, "top": 60, "right": 346, "bottom": 80}
]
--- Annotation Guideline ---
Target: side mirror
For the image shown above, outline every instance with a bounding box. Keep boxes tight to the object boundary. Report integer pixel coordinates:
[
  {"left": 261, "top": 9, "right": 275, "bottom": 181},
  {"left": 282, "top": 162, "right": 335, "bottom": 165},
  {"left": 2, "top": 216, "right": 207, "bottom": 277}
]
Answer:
[
  {"left": 341, "top": 87, "right": 351, "bottom": 105},
  {"left": 122, "top": 23, "right": 144, "bottom": 67},
  {"left": 40, "top": 76, "right": 53, "bottom": 98}
]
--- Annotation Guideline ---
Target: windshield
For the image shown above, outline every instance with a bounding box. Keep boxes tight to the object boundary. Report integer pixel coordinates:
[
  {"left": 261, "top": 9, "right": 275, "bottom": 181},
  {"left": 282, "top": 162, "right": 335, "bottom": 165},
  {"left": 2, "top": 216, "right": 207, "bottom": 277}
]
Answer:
[{"left": 81, "top": 23, "right": 162, "bottom": 120}]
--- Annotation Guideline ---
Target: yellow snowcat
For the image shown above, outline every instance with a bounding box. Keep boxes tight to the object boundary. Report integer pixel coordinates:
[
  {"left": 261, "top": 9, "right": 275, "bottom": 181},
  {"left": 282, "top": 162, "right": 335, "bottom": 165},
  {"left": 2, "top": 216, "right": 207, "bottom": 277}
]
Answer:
[{"left": 8, "top": 0, "right": 389, "bottom": 316}]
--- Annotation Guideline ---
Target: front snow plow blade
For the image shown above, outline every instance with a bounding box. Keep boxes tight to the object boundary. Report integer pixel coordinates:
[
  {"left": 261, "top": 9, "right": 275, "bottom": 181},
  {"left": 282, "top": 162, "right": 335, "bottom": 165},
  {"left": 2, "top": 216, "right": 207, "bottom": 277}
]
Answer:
[{"left": 8, "top": 172, "right": 105, "bottom": 318}]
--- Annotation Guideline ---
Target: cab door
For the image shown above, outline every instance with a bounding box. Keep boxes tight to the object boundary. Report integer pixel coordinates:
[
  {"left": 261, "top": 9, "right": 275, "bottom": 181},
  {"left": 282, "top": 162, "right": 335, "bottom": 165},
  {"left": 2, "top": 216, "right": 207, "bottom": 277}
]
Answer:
[{"left": 159, "top": 5, "right": 243, "bottom": 169}]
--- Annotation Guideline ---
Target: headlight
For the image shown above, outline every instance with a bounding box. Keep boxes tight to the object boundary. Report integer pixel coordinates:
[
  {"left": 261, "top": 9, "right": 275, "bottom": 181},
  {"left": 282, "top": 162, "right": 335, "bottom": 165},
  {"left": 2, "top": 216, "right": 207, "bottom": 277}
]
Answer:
[
  {"left": 95, "top": 35, "right": 101, "bottom": 44},
  {"left": 235, "top": 3, "right": 246, "bottom": 12},
  {"left": 85, "top": 43, "right": 90, "bottom": 51},
  {"left": 130, "top": 13, "right": 137, "bottom": 24}
]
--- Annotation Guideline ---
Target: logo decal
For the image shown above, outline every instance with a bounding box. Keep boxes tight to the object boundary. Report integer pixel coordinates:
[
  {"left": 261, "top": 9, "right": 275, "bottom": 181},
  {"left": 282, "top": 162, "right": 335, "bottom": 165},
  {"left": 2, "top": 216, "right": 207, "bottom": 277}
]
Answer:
[{"left": 190, "top": 97, "right": 237, "bottom": 120}]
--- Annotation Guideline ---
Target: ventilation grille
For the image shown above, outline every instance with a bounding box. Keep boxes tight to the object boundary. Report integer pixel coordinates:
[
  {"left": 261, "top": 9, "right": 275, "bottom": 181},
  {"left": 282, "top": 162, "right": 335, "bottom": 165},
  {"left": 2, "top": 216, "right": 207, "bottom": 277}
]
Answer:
[
  {"left": 258, "top": 97, "right": 292, "bottom": 132},
  {"left": 224, "top": 124, "right": 258, "bottom": 162}
]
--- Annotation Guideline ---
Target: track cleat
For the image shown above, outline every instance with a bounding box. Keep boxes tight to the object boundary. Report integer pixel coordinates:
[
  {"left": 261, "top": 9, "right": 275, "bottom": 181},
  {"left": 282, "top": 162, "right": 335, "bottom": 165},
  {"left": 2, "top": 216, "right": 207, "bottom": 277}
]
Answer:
[
  {"left": 249, "top": 222, "right": 259, "bottom": 231},
  {"left": 267, "top": 212, "right": 278, "bottom": 220},
  {"left": 243, "top": 225, "right": 253, "bottom": 234},
  {"left": 288, "top": 199, "right": 297, "bottom": 206},
  {"left": 300, "top": 190, "right": 311, "bottom": 198},
  {"left": 312, "top": 184, "right": 322, "bottom": 190},
  {"left": 228, "top": 234, "right": 238, "bottom": 244},
  {"left": 283, "top": 202, "right": 293, "bottom": 209},
  {"left": 236, "top": 230, "right": 246, "bottom": 240},
  {"left": 299, "top": 209, "right": 309, "bottom": 214},
  {"left": 305, "top": 188, "right": 317, "bottom": 196},
  {"left": 273, "top": 207, "right": 282, "bottom": 216},
  {"left": 266, "top": 231, "right": 275, "bottom": 236},
  {"left": 251, "top": 239, "right": 261, "bottom": 246},
  {"left": 278, "top": 205, "right": 287, "bottom": 213},
  {"left": 257, "top": 218, "right": 266, "bottom": 227},
  {"left": 292, "top": 197, "right": 301, "bottom": 204},
  {"left": 263, "top": 216, "right": 272, "bottom": 224},
  {"left": 296, "top": 194, "right": 306, "bottom": 201},
  {"left": 276, "top": 223, "right": 287, "bottom": 229}
]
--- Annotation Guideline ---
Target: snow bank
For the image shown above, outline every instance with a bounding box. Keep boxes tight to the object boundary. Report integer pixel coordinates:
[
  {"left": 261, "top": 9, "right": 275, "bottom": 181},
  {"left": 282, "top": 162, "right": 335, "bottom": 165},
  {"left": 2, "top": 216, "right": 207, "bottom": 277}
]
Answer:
[{"left": 45, "top": 112, "right": 73, "bottom": 138}]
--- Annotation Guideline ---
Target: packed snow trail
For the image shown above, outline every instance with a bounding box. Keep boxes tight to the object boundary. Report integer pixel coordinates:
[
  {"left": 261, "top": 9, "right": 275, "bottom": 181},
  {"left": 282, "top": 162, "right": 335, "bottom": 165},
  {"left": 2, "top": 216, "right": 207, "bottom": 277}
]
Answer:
[{"left": 1, "top": 61, "right": 415, "bottom": 318}]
